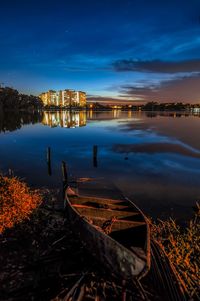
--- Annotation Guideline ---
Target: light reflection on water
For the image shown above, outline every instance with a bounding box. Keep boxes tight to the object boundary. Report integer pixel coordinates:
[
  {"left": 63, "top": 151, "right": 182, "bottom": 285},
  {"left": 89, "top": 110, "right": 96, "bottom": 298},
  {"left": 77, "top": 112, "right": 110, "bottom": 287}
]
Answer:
[
  {"left": 42, "top": 111, "right": 87, "bottom": 128},
  {"left": 0, "top": 110, "right": 200, "bottom": 220}
]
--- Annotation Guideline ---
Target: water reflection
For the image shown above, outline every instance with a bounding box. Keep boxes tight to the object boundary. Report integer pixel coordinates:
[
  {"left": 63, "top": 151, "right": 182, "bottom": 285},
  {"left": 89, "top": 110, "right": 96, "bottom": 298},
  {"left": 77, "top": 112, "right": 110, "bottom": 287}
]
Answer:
[
  {"left": 113, "top": 143, "right": 200, "bottom": 159},
  {"left": 42, "top": 111, "right": 86, "bottom": 128},
  {"left": 0, "top": 110, "right": 199, "bottom": 134},
  {"left": 0, "top": 109, "right": 200, "bottom": 220},
  {"left": 0, "top": 111, "right": 43, "bottom": 133},
  {"left": 87, "top": 110, "right": 199, "bottom": 121}
]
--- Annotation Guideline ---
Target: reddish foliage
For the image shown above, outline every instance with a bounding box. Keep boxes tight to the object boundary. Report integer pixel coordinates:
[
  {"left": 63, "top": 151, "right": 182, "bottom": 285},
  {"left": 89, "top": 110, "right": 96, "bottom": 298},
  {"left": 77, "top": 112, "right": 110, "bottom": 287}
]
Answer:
[{"left": 0, "top": 175, "right": 42, "bottom": 233}]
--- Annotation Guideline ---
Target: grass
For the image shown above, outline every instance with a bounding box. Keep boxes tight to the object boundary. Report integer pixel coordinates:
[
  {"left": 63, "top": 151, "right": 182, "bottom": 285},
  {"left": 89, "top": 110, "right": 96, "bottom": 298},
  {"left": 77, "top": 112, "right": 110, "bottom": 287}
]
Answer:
[
  {"left": 151, "top": 203, "right": 200, "bottom": 299},
  {"left": 0, "top": 175, "right": 42, "bottom": 233}
]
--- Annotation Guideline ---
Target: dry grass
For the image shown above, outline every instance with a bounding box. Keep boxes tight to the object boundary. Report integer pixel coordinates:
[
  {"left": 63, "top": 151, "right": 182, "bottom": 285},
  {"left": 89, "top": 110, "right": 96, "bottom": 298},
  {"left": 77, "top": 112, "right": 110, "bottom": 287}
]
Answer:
[
  {"left": 151, "top": 203, "right": 200, "bottom": 298},
  {"left": 0, "top": 175, "right": 42, "bottom": 233}
]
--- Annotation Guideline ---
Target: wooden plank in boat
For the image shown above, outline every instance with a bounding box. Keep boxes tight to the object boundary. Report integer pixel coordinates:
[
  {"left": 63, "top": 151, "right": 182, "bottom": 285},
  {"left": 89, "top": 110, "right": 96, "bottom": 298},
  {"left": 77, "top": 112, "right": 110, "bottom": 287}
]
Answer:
[
  {"left": 72, "top": 204, "right": 139, "bottom": 219},
  {"left": 70, "top": 199, "right": 131, "bottom": 211},
  {"left": 89, "top": 216, "right": 146, "bottom": 231},
  {"left": 70, "top": 195, "right": 128, "bottom": 205}
]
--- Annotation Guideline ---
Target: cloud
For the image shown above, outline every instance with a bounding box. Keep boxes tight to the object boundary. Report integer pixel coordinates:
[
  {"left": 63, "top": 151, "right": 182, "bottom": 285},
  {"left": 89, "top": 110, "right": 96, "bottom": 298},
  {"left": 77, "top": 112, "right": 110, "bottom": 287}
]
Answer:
[
  {"left": 112, "top": 59, "right": 200, "bottom": 73},
  {"left": 119, "top": 73, "right": 200, "bottom": 102}
]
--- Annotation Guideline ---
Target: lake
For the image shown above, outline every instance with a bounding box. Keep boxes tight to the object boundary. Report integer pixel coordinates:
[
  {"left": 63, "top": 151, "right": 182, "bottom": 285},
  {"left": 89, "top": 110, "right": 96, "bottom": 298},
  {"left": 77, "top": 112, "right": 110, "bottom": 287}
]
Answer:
[{"left": 0, "top": 110, "right": 200, "bottom": 220}]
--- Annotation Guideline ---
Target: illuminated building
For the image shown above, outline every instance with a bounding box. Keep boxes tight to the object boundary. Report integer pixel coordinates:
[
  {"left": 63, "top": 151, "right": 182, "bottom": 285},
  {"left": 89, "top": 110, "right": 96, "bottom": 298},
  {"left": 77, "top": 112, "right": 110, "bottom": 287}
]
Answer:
[
  {"left": 192, "top": 107, "right": 200, "bottom": 114},
  {"left": 39, "top": 89, "right": 86, "bottom": 107},
  {"left": 39, "top": 92, "right": 48, "bottom": 105},
  {"left": 59, "top": 90, "right": 72, "bottom": 106},
  {"left": 78, "top": 91, "right": 86, "bottom": 106}
]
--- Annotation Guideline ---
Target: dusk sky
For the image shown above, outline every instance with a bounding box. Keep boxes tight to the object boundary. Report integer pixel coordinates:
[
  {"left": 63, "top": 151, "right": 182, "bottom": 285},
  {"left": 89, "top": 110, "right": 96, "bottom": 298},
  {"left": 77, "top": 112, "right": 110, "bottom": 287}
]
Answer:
[{"left": 1, "top": 0, "right": 200, "bottom": 103}]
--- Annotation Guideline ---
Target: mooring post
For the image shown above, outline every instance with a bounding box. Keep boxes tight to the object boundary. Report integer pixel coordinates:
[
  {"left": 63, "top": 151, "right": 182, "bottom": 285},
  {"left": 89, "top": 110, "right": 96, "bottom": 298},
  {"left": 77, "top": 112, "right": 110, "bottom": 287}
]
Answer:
[
  {"left": 8, "top": 168, "right": 14, "bottom": 177},
  {"left": 62, "top": 161, "right": 68, "bottom": 184},
  {"left": 46, "top": 147, "right": 52, "bottom": 175},
  {"left": 47, "top": 147, "right": 51, "bottom": 164},
  {"left": 62, "top": 161, "right": 68, "bottom": 206},
  {"left": 93, "top": 145, "right": 98, "bottom": 167}
]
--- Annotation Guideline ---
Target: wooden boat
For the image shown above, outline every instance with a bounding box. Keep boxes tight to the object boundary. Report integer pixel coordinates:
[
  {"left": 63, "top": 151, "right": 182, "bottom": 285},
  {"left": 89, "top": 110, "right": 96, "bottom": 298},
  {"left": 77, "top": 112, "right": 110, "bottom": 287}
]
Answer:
[{"left": 65, "top": 189, "right": 150, "bottom": 281}]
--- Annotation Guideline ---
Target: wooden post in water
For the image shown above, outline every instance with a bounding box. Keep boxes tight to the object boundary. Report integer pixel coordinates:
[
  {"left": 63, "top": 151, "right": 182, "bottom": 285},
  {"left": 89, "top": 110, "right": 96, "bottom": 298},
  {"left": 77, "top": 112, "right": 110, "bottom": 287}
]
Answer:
[
  {"left": 8, "top": 168, "right": 14, "bottom": 177},
  {"left": 93, "top": 145, "right": 98, "bottom": 167},
  {"left": 46, "top": 147, "right": 52, "bottom": 176},
  {"left": 47, "top": 147, "right": 51, "bottom": 164},
  {"left": 62, "top": 161, "right": 68, "bottom": 184},
  {"left": 62, "top": 161, "right": 68, "bottom": 206}
]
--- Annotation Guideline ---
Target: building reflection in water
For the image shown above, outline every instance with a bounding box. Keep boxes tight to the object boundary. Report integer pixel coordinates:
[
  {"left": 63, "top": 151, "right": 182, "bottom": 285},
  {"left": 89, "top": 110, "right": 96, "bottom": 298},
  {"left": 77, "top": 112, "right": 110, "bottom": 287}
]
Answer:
[
  {"left": 0, "top": 111, "right": 43, "bottom": 133},
  {"left": 42, "top": 111, "right": 87, "bottom": 128},
  {"left": 88, "top": 109, "right": 93, "bottom": 119},
  {"left": 43, "top": 110, "right": 200, "bottom": 130},
  {"left": 127, "top": 110, "right": 132, "bottom": 118},
  {"left": 112, "top": 109, "right": 120, "bottom": 118}
]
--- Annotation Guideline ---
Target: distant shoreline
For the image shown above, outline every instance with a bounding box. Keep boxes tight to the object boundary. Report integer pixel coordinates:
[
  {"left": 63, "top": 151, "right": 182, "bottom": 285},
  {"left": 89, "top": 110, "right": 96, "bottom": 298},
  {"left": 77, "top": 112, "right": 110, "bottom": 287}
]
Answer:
[
  {"left": 1, "top": 108, "right": 200, "bottom": 114},
  {"left": 4, "top": 107, "right": 200, "bottom": 112}
]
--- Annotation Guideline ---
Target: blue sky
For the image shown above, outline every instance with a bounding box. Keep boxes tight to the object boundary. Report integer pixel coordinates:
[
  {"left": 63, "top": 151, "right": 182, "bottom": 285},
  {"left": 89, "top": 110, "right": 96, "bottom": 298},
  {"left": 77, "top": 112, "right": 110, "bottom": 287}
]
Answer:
[{"left": 1, "top": 0, "right": 200, "bottom": 103}]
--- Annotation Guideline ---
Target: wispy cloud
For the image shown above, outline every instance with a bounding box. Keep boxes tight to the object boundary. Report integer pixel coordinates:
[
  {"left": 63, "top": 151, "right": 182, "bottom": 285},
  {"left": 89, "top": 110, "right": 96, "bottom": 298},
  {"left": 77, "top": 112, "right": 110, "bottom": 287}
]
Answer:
[
  {"left": 112, "top": 59, "right": 200, "bottom": 73},
  {"left": 119, "top": 73, "right": 200, "bottom": 102}
]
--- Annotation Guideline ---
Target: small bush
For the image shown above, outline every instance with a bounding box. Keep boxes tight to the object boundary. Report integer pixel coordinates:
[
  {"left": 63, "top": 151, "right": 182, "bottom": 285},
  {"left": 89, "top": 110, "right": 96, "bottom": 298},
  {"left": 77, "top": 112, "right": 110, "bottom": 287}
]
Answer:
[{"left": 0, "top": 175, "right": 42, "bottom": 233}]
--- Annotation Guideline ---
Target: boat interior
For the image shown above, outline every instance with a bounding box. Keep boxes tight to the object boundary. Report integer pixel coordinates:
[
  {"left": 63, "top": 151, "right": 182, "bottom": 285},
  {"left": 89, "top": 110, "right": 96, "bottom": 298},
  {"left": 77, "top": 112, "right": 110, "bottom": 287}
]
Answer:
[{"left": 69, "top": 195, "right": 148, "bottom": 257}]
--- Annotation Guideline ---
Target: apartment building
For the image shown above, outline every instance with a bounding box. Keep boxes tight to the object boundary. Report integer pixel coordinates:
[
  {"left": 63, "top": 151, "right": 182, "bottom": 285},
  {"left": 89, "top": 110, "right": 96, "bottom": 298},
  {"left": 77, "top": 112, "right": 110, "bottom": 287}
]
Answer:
[{"left": 39, "top": 89, "right": 86, "bottom": 107}]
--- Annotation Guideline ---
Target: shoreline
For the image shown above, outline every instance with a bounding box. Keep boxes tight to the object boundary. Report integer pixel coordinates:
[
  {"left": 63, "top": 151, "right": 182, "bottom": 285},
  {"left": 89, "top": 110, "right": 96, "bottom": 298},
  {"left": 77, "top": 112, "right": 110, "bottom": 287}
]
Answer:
[{"left": 1, "top": 107, "right": 199, "bottom": 113}]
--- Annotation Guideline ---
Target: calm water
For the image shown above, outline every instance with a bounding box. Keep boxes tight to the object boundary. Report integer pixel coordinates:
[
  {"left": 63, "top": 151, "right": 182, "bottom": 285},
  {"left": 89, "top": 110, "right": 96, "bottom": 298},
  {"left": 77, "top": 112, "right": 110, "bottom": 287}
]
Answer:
[{"left": 0, "top": 110, "right": 200, "bottom": 220}]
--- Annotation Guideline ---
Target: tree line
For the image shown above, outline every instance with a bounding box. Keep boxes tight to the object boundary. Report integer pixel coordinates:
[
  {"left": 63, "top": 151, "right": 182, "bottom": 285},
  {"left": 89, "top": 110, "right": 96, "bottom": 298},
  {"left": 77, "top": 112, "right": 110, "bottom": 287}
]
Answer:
[
  {"left": 0, "top": 87, "right": 43, "bottom": 112},
  {"left": 140, "top": 101, "right": 199, "bottom": 111},
  {"left": 87, "top": 101, "right": 200, "bottom": 111}
]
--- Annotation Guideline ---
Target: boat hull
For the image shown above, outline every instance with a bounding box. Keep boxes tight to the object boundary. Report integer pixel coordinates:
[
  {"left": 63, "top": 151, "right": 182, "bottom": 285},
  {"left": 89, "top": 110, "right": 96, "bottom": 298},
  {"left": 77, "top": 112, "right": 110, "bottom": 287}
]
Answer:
[{"left": 65, "top": 196, "right": 149, "bottom": 280}]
